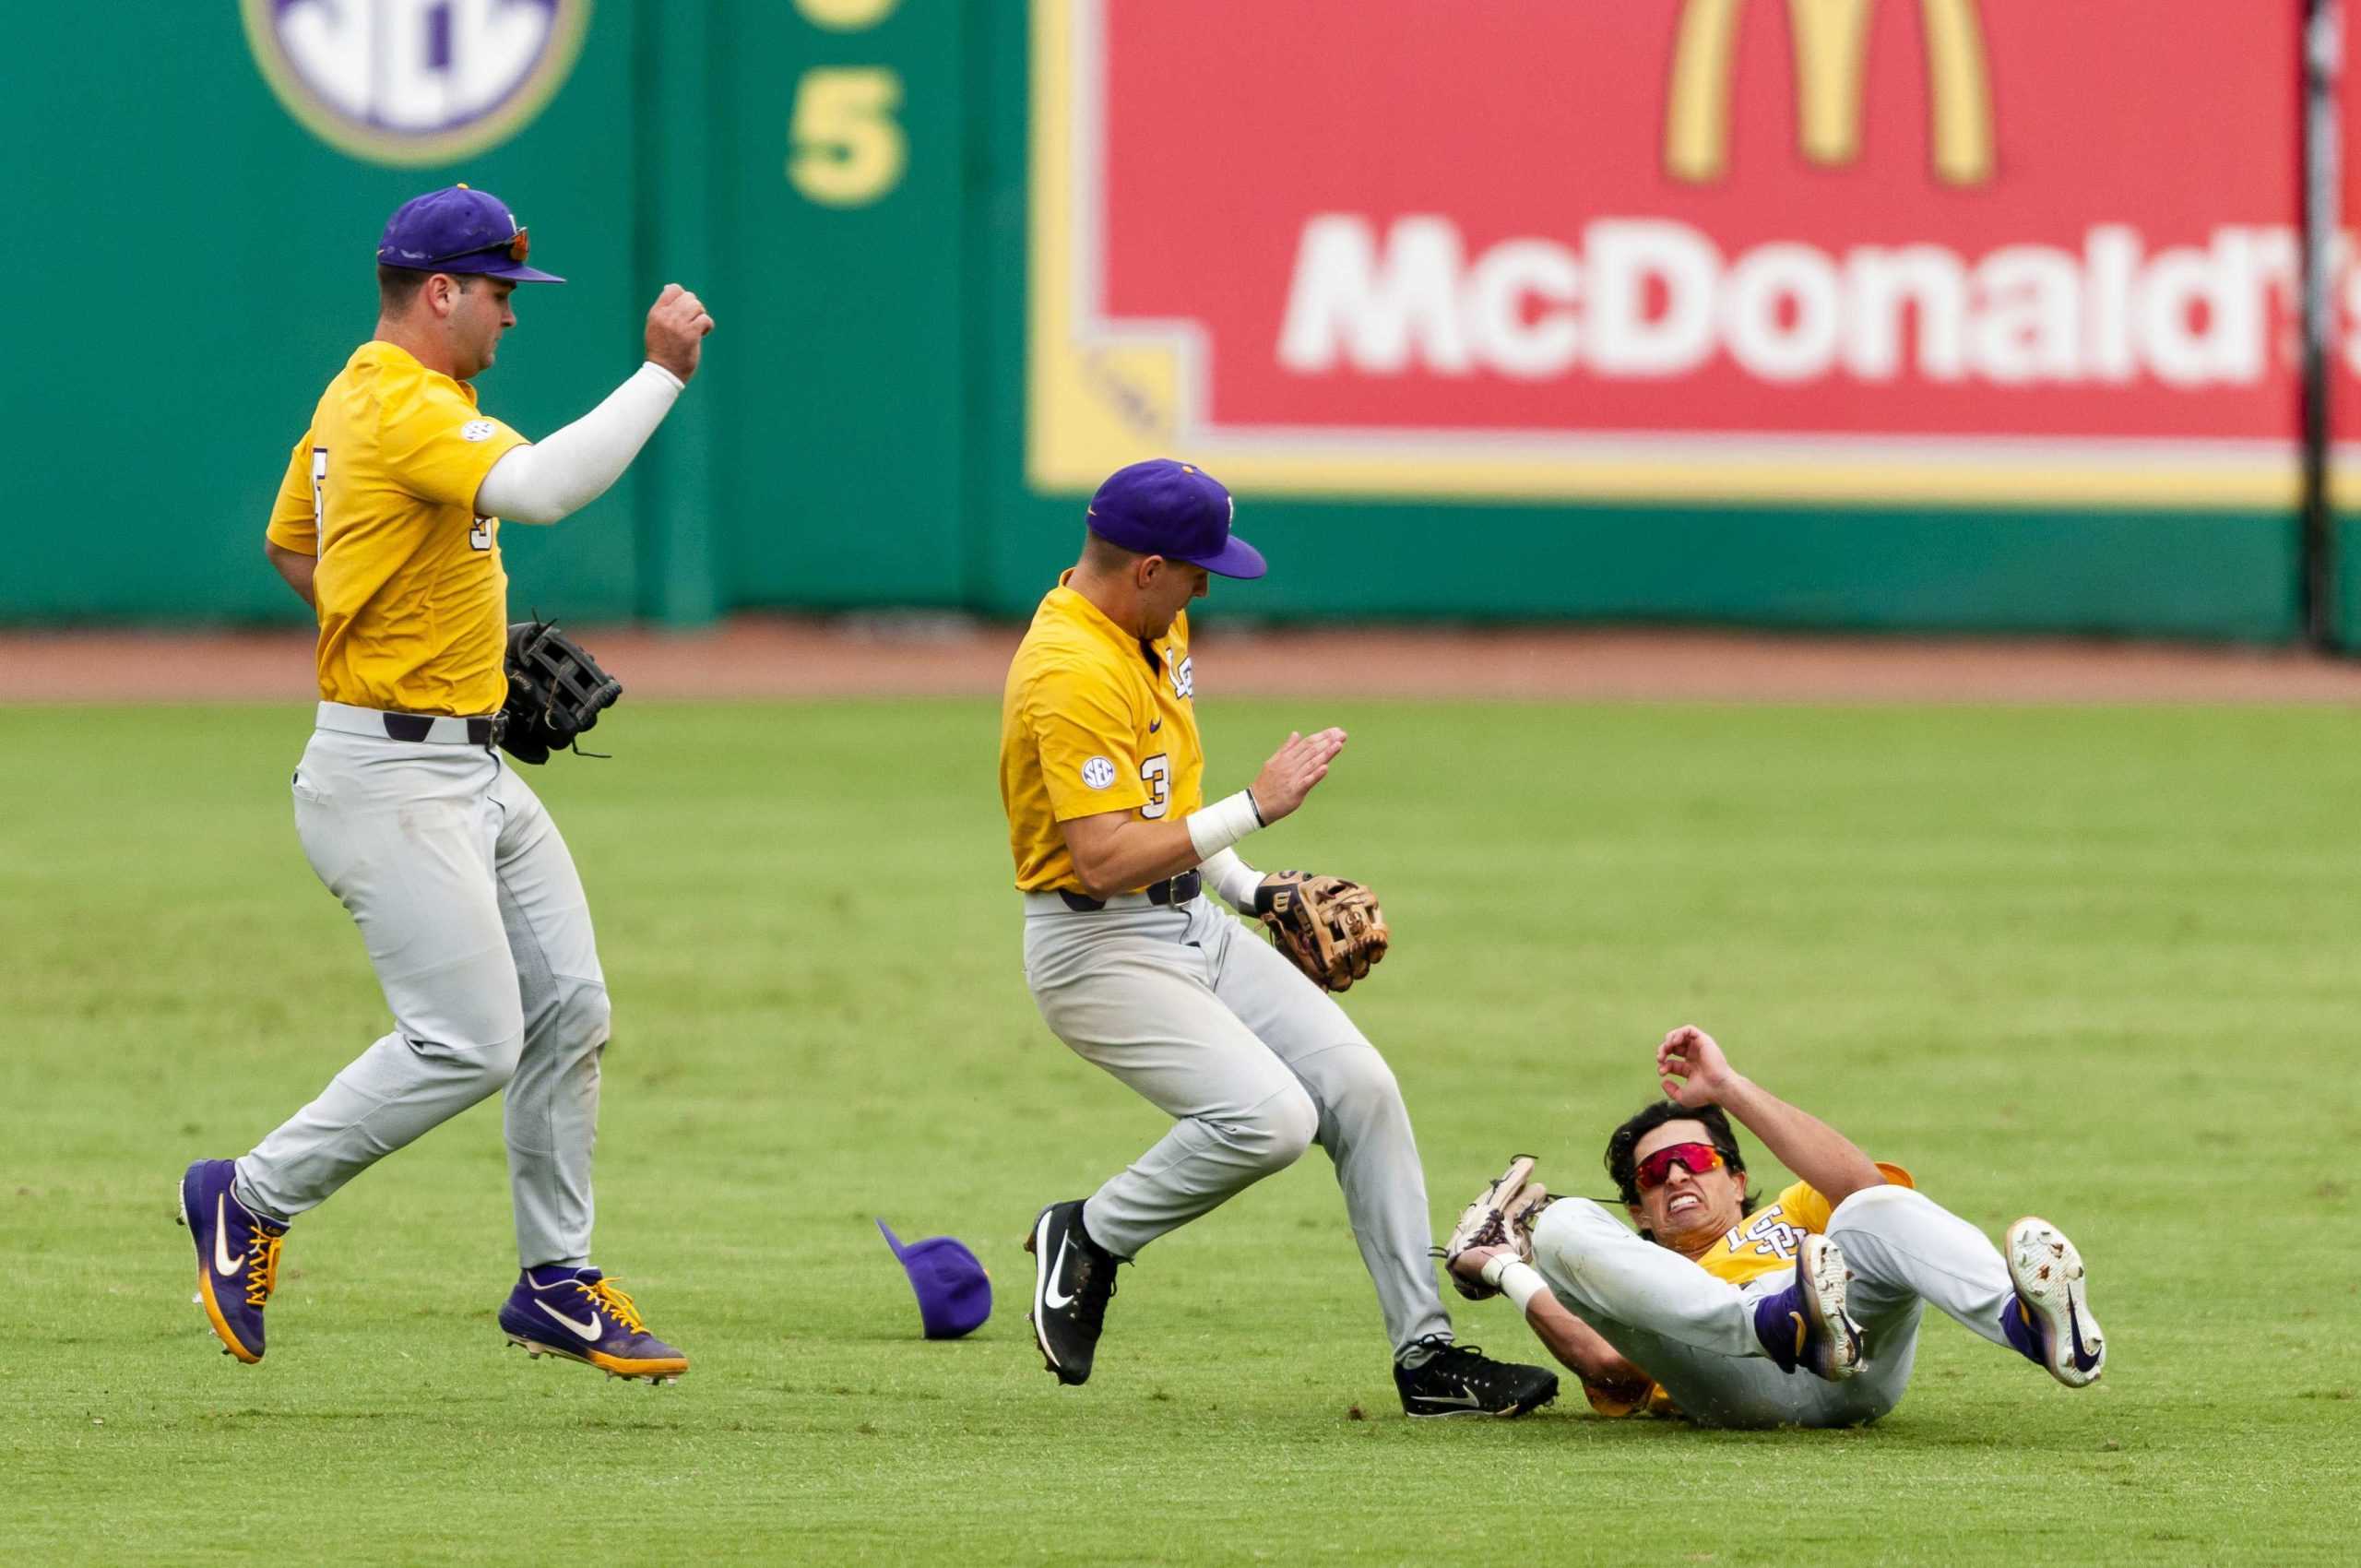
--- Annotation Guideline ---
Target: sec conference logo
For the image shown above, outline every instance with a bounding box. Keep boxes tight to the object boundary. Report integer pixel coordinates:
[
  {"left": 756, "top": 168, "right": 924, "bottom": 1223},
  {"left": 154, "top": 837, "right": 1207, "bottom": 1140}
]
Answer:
[{"left": 242, "top": 0, "right": 590, "bottom": 167}]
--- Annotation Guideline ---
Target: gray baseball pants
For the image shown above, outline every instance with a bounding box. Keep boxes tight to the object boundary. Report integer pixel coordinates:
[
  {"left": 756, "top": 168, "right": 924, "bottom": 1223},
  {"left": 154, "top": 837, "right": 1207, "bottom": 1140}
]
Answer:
[
  {"left": 1530, "top": 1184, "right": 2019, "bottom": 1428},
  {"left": 232, "top": 704, "right": 610, "bottom": 1270},
  {"left": 1022, "top": 891, "right": 1453, "bottom": 1357}
]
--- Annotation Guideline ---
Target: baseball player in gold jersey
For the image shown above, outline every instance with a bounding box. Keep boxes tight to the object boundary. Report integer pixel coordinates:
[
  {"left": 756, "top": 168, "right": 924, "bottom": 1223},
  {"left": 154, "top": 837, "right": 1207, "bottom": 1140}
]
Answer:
[
  {"left": 1447, "top": 1027, "right": 2107, "bottom": 1427},
  {"left": 177, "top": 185, "right": 710, "bottom": 1382},
  {"left": 1001, "top": 458, "right": 1558, "bottom": 1417}
]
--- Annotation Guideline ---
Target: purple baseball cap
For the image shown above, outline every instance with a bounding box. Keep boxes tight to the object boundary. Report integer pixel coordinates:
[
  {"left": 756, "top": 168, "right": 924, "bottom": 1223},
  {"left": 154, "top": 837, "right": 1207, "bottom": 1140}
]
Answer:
[
  {"left": 877, "top": 1218, "right": 992, "bottom": 1340},
  {"left": 1086, "top": 458, "right": 1266, "bottom": 579},
  {"left": 376, "top": 184, "right": 564, "bottom": 283}
]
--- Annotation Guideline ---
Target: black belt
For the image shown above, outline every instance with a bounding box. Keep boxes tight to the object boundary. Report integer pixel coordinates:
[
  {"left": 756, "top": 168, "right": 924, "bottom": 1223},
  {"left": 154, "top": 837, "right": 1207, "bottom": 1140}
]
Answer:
[
  {"left": 381, "top": 712, "right": 503, "bottom": 745},
  {"left": 1058, "top": 870, "right": 1201, "bottom": 912}
]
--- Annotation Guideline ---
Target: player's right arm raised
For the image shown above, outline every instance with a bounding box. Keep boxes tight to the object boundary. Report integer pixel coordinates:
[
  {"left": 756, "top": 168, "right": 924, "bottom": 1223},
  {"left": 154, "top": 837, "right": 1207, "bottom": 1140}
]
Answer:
[
  {"left": 471, "top": 284, "right": 716, "bottom": 526},
  {"left": 1059, "top": 727, "right": 1345, "bottom": 900},
  {"left": 1655, "top": 1026, "right": 1885, "bottom": 1206}
]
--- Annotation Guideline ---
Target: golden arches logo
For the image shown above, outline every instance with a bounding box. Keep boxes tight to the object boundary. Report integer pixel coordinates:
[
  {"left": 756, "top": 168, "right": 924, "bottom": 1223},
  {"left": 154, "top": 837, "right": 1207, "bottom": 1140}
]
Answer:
[{"left": 1667, "top": 0, "right": 1995, "bottom": 185}]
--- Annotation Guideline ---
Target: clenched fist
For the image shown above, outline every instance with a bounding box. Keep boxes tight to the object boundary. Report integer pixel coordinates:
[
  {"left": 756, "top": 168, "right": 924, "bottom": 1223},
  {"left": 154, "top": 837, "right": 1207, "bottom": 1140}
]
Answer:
[{"left": 645, "top": 283, "right": 715, "bottom": 383}]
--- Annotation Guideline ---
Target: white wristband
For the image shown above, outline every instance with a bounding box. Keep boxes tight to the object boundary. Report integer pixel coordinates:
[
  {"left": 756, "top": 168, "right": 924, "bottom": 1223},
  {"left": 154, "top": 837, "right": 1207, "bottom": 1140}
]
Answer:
[
  {"left": 1186, "top": 789, "right": 1265, "bottom": 861},
  {"left": 1493, "top": 1260, "right": 1547, "bottom": 1313},
  {"left": 1198, "top": 847, "right": 1264, "bottom": 910}
]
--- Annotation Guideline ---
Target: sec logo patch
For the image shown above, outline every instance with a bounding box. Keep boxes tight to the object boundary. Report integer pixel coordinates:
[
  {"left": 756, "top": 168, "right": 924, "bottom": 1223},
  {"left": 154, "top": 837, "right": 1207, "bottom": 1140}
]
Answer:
[
  {"left": 243, "top": 0, "right": 588, "bottom": 168},
  {"left": 1080, "top": 756, "right": 1118, "bottom": 790},
  {"left": 461, "top": 420, "right": 497, "bottom": 442}
]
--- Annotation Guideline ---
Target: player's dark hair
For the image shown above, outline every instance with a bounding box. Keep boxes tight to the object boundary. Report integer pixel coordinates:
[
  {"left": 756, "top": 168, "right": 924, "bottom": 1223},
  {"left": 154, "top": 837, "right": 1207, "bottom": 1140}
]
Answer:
[
  {"left": 1603, "top": 1101, "right": 1761, "bottom": 1217},
  {"left": 1079, "top": 529, "right": 1142, "bottom": 571},
  {"left": 376, "top": 264, "right": 476, "bottom": 312}
]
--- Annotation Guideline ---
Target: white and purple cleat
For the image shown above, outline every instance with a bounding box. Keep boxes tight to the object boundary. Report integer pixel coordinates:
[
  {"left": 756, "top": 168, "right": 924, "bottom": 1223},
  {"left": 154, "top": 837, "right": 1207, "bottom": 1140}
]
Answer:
[
  {"left": 499, "top": 1266, "right": 689, "bottom": 1384},
  {"left": 2003, "top": 1217, "right": 2105, "bottom": 1387},
  {"left": 1751, "top": 1232, "right": 1865, "bottom": 1381},
  {"left": 176, "top": 1158, "right": 287, "bottom": 1365}
]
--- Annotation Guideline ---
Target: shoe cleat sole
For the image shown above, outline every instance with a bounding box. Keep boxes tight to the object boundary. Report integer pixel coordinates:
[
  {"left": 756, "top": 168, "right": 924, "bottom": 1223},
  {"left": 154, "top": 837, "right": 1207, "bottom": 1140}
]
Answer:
[
  {"left": 506, "top": 1333, "right": 684, "bottom": 1384},
  {"left": 1795, "top": 1235, "right": 1864, "bottom": 1381},
  {"left": 2005, "top": 1217, "right": 2104, "bottom": 1388}
]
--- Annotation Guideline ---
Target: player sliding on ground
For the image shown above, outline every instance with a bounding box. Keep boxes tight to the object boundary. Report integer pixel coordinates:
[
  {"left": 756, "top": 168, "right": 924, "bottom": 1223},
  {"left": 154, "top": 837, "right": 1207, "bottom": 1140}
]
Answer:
[
  {"left": 1443, "top": 1027, "right": 2106, "bottom": 1428},
  {"left": 1001, "top": 458, "right": 1558, "bottom": 1418}
]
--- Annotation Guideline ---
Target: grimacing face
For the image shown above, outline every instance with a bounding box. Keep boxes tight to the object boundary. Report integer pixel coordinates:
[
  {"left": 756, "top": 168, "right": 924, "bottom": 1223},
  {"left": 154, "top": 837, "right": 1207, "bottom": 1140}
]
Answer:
[
  {"left": 1137, "top": 557, "right": 1209, "bottom": 638},
  {"left": 1628, "top": 1117, "right": 1750, "bottom": 1248},
  {"left": 446, "top": 275, "right": 517, "bottom": 378}
]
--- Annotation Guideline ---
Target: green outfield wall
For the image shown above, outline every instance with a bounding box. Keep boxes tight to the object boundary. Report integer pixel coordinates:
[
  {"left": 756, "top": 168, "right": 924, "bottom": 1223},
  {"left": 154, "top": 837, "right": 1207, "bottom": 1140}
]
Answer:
[{"left": 0, "top": 2, "right": 2338, "bottom": 644}]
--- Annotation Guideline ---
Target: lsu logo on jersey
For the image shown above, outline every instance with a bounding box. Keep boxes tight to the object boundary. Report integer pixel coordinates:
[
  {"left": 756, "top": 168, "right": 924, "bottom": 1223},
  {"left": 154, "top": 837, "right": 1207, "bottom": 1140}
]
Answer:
[
  {"left": 1726, "top": 1206, "right": 1804, "bottom": 1265},
  {"left": 1172, "top": 654, "right": 1194, "bottom": 700}
]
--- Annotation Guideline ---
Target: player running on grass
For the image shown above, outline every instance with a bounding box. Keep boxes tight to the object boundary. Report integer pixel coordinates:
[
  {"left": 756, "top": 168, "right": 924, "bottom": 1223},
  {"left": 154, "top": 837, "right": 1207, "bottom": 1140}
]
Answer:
[
  {"left": 1443, "top": 1026, "right": 2106, "bottom": 1427},
  {"left": 176, "top": 185, "right": 709, "bottom": 1382},
  {"left": 1001, "top": 457, "right": 1558, "bottom": 1418}
]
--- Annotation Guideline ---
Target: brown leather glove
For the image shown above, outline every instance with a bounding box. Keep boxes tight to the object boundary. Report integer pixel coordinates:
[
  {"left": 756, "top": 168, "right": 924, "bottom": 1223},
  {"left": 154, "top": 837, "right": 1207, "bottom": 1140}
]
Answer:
[{"left": 1254, "top": 871, "right": 1389, "bottom": 992}]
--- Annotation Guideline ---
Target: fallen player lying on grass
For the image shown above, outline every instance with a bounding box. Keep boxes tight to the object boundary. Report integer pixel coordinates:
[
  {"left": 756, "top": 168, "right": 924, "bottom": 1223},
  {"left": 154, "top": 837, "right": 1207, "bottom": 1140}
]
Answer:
[{"left": 1443, "top": 1026, "right": 2106, "bottom": 1428}]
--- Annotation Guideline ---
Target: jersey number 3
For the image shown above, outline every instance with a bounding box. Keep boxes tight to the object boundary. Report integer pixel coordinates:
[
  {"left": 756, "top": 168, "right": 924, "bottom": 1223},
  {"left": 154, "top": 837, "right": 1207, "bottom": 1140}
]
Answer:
[{"left": 1139, "top": 754, "right": 1171, "bottom": 819}]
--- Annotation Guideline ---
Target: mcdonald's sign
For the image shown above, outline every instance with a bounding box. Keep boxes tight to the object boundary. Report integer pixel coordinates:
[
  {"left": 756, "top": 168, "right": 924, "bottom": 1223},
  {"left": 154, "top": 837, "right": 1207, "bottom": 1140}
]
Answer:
[
  {"left": 1029, "top": 0, "right": 2312, "bottom": 507},
  {"left": 1665, "top": 0, "right": 1993, "bottom": 184}
]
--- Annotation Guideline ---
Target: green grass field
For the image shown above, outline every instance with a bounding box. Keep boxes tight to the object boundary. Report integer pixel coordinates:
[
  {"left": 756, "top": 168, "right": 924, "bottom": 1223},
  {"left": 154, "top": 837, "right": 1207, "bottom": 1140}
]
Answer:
[{"left": 5, "top": 699, "right": 2355, "bottom": 1565}]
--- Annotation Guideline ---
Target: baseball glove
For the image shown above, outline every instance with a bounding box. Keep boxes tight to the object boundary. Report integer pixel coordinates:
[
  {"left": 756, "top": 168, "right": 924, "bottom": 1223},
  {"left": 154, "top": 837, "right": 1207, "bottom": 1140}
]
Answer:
[
  {"left": 499, "top": 618, "right": 623, "bottom": 765},
  {"left": 1438, "top": 1155, "right": 1551, "bottom": 1301},
  {"left": 1254, "top": 871, "right": 1389, "bottom": 992}
]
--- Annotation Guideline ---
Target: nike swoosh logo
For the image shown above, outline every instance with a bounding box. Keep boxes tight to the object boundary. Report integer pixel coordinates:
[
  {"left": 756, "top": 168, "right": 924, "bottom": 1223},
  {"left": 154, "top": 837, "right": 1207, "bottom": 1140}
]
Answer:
[
  {"left": 212, "top": 1194, "right": 241, "bottom": 1277},
  {"left": 1043, "top": 1235, "right": 1077, "bottom": 1311},
  {"left": 1412, "top": 1387, "right": 1486, "bottom": 1408},
  {"left": 538, "top": 1301, "right": 604, "bottom": 1340},
  {"left": 2067, "top": 1301, "right": 2100, "bottom": 1371}
]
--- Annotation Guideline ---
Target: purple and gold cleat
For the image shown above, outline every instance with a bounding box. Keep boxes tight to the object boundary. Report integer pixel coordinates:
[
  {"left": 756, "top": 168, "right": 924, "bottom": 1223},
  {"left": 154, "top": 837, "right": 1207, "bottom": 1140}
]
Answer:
[
  {"left": 1751, "top": 1232, "right": 1863, "bottom": 1381},
  {"left": 500, "top": 1267, "right": 689, "bottom": 1384},
  {"left": 177, "top": 1158, "right": 287, "bottom": 1364},
  {"left": 2003, "top": 1217, "right": 2105, "bottom": 1387}
]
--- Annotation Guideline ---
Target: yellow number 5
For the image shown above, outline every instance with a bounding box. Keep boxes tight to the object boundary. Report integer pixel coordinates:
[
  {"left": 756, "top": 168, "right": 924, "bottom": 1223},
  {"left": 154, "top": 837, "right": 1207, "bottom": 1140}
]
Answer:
[{"left": 789, "top": 67, "right": 906, "bottom": 207}]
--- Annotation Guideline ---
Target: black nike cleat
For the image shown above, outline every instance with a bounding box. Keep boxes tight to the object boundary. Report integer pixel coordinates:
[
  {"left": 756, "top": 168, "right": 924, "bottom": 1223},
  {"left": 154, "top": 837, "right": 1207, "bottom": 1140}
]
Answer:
[
  {"left": 1394, "top": 1336, "right": 1560, "bottom": 1418},
  {"left": 1024, "top": 1199, "right": 1118, "bottom": 1386}
]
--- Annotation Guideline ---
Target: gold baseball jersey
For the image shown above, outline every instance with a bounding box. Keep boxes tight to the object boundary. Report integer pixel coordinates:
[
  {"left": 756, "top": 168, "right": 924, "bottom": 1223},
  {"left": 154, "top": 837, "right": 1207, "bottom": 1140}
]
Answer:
[
  {"left": 1593, "top": 1161, "right": 1917, "bottom": 1420},
  {"left": 265, "top": 341, "right": 528, "bottom": 715},
  {"left": 1691, "top": 1162, "right": 1916, "bottom": 1288},
  {"left": 1001, "top": 574, "right": 1203, "bottom": 893}
]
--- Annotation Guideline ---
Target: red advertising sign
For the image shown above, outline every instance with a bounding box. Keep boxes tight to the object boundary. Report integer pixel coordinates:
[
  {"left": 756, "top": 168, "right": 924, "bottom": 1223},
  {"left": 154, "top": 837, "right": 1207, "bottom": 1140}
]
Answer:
[{"left": 1029, "top": 0, "right": 2308, "bottom": 505}]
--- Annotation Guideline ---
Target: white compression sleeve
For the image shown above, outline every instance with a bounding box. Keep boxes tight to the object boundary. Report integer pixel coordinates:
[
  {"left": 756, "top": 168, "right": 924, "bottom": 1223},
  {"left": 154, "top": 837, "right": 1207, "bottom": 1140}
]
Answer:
[
  {"left": 473, "top": 362, "right": 684, "bottom": 525},
  {"left": 1198, "top": 846, "right": 1264, "bottom": 911}
]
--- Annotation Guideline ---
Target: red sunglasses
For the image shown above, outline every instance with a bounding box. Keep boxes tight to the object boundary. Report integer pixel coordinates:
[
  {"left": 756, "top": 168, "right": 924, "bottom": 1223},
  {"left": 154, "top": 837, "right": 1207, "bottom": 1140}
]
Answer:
[
  {"left": 424, "top": 227, "right": 530, "bottom": 267},
  {"left": 1633, "top": 1141, "right": 1725, "bottom": 1194}
]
